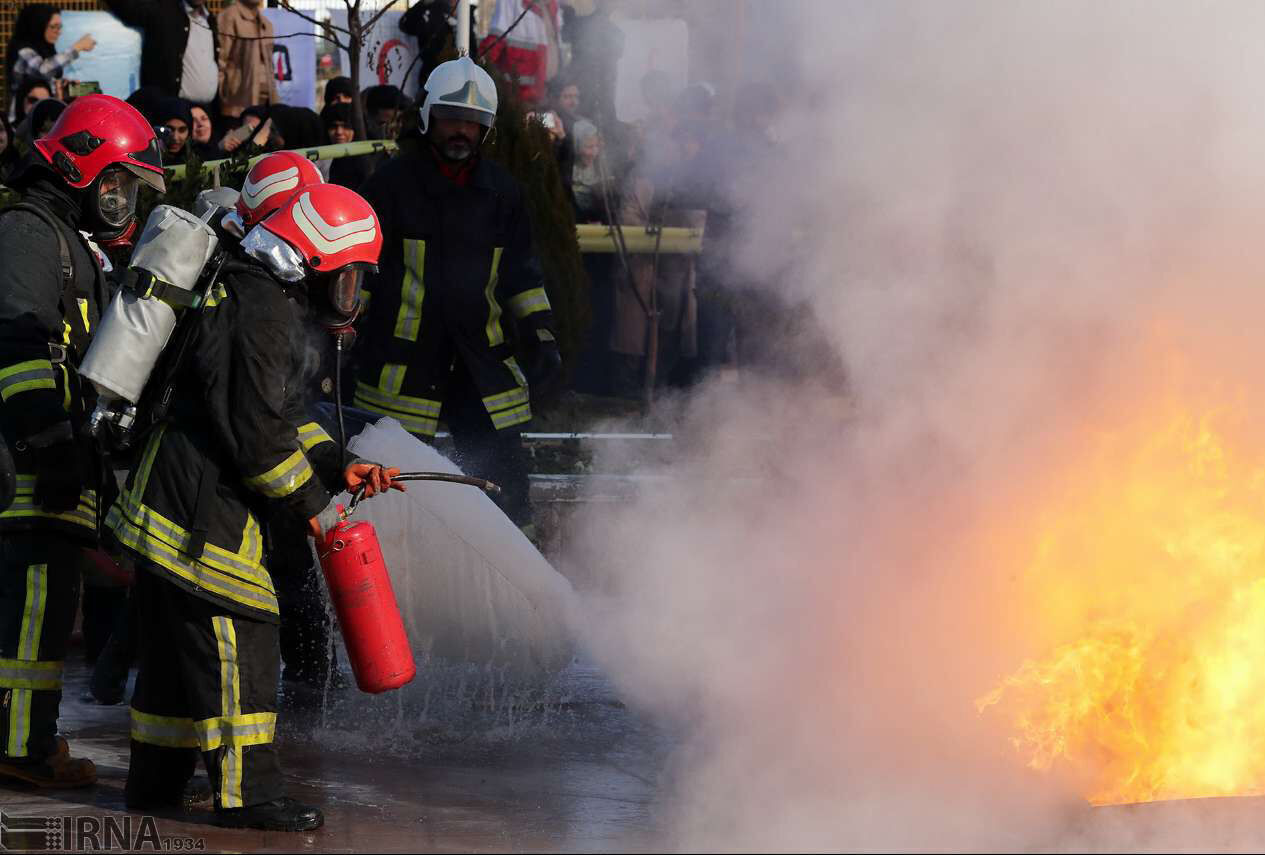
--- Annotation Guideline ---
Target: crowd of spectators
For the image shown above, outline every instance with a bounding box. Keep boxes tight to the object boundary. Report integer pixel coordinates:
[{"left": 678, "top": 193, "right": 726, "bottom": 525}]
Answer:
[{"left": 1, "top": 0, "right": 794, "bottom": 400}]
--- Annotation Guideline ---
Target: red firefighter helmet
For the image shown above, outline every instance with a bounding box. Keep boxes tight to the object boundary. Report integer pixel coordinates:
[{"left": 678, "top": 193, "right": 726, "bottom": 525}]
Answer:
[
  {"left": 259, "top": 184, "right": 382, "bottom": 272},
  {"left": 34, "top": 94, "right": 165, "bottom": 193},
  {"left": 236, "top": 151, "right": 324, "bottom": 227},
  {"left": 256, "top": 184, "right": 382, "bottom": 331}
]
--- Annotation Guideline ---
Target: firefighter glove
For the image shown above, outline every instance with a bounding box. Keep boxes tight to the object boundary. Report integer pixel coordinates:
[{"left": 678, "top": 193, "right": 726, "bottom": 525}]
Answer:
[{"left": 527, "top": 339, "right": 563, "bottom": 399}]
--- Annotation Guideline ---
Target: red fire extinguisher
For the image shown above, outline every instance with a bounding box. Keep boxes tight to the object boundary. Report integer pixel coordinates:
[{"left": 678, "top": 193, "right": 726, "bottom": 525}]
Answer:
[
  {"left": 315, "top": 472, "right": 501, "bottom": 694},
  {"left": 318, "top": 514, "right": 416, "bottom": 694}
]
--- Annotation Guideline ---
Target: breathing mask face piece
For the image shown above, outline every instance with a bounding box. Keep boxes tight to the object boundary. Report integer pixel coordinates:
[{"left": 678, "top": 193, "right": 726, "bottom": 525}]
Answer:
[
  {"left": 96, "top": 168, "right": 140, "bottom": 230},
  {"left": 314, "top": 263, "right": 370, "bottom": 333}
]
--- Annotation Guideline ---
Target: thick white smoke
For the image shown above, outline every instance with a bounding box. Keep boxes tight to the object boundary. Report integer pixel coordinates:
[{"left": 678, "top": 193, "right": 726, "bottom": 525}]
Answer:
[{"left": 568, "top": 2, "right": 1265, "bottom": 850}]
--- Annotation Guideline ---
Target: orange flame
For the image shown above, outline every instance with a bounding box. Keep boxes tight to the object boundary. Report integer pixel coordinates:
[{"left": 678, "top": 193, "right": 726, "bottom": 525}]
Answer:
[{"left": 978, "top": 394, "right": 1265, "bottom": 805}]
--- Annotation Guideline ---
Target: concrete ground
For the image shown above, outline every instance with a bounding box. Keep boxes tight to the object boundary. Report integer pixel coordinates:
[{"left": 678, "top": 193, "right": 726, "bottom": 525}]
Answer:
[{"left": 0, "top": 658, "right": 668, "bottom": 853}]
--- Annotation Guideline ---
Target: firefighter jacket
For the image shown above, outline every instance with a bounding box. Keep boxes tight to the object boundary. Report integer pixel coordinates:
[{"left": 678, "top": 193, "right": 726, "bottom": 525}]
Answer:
[
  {"left": 106, "top": 256, "right": 343, "bottom": 621},
  {"left": 353, "top": 148, "right": 557, "bottom": 437},
  {"left": 0, "top": 179, "right": 108, "bottom": 543}
]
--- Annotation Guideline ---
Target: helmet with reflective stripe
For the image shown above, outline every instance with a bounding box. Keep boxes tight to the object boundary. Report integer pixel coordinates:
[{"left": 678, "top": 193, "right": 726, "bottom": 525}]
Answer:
[
  {"left": 236, "top": 151, "right": 324, "bottom": 227},
  {"left": 257, "top": 183, "right": 382, "bottom": 273},
  {"left": 34, "top": 94, "right": 165, "bottom": 193},
  {"left": 419, "top": 56, "right": 498, "bottom": 134}
]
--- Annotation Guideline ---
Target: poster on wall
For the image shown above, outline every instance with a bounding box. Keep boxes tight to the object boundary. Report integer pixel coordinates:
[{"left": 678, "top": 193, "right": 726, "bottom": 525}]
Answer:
[
  {"left": 263, "top": 9, "right": 317, "bottom": 111},
  {"left": 329, "top": 11, "right": 421, "bottom": 99},
  {"left": 55, "top": 12, "right": 142, "bottom": 100}
]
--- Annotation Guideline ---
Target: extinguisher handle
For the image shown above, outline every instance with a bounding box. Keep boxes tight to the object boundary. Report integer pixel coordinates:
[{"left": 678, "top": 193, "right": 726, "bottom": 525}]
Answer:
[{"left": 343, "top": 471, "right": 501, "bottom": 518}]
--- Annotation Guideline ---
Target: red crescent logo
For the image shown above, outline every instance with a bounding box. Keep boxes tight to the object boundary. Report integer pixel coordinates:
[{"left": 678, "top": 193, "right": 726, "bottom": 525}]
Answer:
[{"left": 377, "top": 39, "right": 405, "bottom": 84}]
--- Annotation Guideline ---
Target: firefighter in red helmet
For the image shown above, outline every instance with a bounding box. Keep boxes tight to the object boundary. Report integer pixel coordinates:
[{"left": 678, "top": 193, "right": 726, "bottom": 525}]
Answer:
[
  {"left": 0, "top": 94, "right": 164, "bottom": 789},
  {"left": 107, "top": 183, "right": 402, "bottom": 830}
]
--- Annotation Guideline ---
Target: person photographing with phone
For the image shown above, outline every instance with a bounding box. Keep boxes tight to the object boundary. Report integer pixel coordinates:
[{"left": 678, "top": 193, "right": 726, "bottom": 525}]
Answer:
[{"left": 5, "top": 5, "right": 96, "bottom": 107}]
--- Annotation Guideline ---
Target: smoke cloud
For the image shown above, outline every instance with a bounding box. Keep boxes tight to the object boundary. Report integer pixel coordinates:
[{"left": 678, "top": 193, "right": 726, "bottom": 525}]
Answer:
[{"left": 568, "top": 2, "right": 1265, "bottom": 850}]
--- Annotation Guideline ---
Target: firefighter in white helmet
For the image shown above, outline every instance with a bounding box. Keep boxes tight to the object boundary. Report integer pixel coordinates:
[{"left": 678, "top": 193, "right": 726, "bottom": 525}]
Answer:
[{"left": 353, "top": 57, "right": 560, "bottom": 534}]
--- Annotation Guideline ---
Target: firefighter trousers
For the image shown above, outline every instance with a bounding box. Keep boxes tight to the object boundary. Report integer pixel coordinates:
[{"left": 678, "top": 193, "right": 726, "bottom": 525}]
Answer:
[
  {"left": 0, "top": 535, "right": 80, "bottom": 762},
  {"left": 443, "top": 368, "right": 531, "bottom": 529},
  {"left": 126, "top": 565, "right": 284, "bottom": 810}
]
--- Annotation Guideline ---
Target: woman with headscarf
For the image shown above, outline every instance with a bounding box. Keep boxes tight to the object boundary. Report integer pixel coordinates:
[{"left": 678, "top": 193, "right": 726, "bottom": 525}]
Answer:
[
  {"left": 188, "top": 103, "right": 219, "bottom": 160},
  {"left": 10, "top": 77, "right": 52, "bottom": 126},
  {"left": 316, "top": 101, "right": 380, "bottom": 190},
  {"left": 154, "top": 96, "right": 194, "bottom": 163},
  {"left": 5, "top": 4, "right": 95, "bottom": 95}
]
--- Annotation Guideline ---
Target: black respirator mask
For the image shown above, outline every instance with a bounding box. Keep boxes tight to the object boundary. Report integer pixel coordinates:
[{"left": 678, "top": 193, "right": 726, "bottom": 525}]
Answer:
[
  {"left": 83, "top": 167, "right": 140, "bottom": 238},
  {"left": 311, "top": 263, "right": 371, "bottom": 339}
]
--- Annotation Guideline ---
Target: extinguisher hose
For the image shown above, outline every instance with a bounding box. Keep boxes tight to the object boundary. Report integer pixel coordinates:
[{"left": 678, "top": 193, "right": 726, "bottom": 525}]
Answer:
[
  {"left": 335, "top": 332, "right": 348, "bottom": 467},
  {"left": 344, "top": 472, "right": 502, "bottom": 518}
]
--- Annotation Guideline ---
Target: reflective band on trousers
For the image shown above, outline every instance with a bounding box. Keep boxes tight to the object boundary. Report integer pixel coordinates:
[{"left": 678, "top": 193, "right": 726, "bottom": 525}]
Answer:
[
  {"left": 130, "top": 709, "right": 276, "bottom": 752},
  {"left": 6, "top": 565, "right": 49, "bottom": 758},
  {"left": 0, "top": 658, "right": 62, "bottom": 691},
  {"left": 243, "top": 449, "right": 315, "bottom": 499},
  {"left": 130, "top": 709, "right": 199, "bottom": 748},
  {"left": 0, "top": 359, "right": 56, "bottom": 402},
  {"left": 214, "top": 617, "right": 245, "bottom": 809}
]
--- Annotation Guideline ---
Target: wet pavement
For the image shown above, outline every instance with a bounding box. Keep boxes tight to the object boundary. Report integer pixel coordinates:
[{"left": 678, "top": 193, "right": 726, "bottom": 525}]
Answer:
[{"left": 0, "top": 659, "right": 668, "bottom": 853}]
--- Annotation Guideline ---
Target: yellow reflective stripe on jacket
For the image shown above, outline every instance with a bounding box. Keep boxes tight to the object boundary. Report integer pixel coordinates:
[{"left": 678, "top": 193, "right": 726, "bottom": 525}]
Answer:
[
  {"left": 0, "top": 658, "right": 62, "bottom": 690},
  {"left": 243, "top": 449, "right": 315, "bottom": 499},
  {"left": 1, "top": 476, "right": 98, "bottom": 531},
  {"left": 490, "top": 403, "right": 532, "bottom": 430},
  {"left": 506, "top": 287, "right": 551, "bottom": 319},
  {"left": 353, "top": 383, "right": 440, "bottom": 437},
  {"left": 113, "top": 481, "right": 271, "bottom": 588},
  {"left": 483, "top": 247, "right": 505, "bottom": 347},
  {"left": 195, "top": 711, "right": 276, "bottom": 751},
  {"left": 380, "top": 363, "right": 407, "bottom": 396},
  {"left": 297, "top": 421, "right": 334, "bottom": 452},
  {"left": 357, "top": 373, "right": 442, "bottom": 417},
  {"left": 131, "top": 709, "right": 200, "bottom": 748},
  {"left": 482, "top": 385, "right": 530, "bottom": 414},
  {"left": 107, "top": 504, "right": 279, "bottom": 615},
  {"left": 0, "top": 359, "right": 56, "bottom": 402},
  {"left": 392, "top": 239, "right": 426, "bottom": 342}
]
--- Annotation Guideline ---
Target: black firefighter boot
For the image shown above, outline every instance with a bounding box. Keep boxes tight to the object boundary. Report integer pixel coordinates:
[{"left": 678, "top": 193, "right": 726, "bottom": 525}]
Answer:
[{"left": 214, "top": 797, "right": 324, "bottom": 831}]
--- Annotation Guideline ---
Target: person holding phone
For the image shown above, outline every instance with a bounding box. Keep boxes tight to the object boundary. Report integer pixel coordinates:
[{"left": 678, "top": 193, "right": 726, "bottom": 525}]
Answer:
[{"left": 5, "top": 5, "right": 95, "bottom": 100}]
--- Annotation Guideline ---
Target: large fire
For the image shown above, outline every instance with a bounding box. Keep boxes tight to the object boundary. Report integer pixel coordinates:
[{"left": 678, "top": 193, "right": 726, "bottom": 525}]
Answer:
[{"left": 978, "top": 390, "right": 1265, "bottom": 805}]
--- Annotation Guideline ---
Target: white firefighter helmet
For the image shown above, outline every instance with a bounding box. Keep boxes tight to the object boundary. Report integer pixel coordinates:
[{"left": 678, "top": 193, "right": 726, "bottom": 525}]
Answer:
[{"left": 419, "top": 57, "right": 498, "bottom": 135}]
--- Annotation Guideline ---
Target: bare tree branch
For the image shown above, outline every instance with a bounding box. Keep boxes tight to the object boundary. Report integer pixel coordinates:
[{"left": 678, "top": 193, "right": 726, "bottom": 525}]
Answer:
[
  {"left": 278, "top": 0, "right": 352, "bottom": 43},
  {"left": 363, "top": 2, "right": 397, "bottom": 31}
]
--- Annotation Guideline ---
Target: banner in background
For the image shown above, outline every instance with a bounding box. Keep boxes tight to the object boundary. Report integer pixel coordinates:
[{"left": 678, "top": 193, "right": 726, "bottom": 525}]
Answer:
[
  {"left": 56, "top": 12, "right": 141, "bottom": 99},
  {"left": 330, "top": 11, "right": 421, "bottom": 99},
  {"left": 263, "top": 9, "right": 317, "bottom": 111},
  {"left": 612, "top": 18, "right": 689, "bottom": 124}
]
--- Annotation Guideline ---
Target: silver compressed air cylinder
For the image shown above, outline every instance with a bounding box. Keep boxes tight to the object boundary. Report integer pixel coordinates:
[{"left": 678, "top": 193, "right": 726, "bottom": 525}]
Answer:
[{"left": 79, "top": 205, "right": 219, "bottom": 404}]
